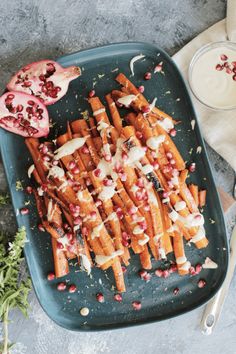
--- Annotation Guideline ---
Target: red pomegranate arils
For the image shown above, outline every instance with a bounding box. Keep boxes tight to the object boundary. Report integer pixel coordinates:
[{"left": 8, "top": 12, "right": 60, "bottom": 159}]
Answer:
[
  {"left": 88, "top": 90, "right": 95, "bottom": 98},
  {"left": 66, "top": 233, "right": 73, "bottom": 242},
  {"left": 144, "top": 72, "right": 151, "bottom": 80},
  {"left": 69, "top": 284, "right": 77, "bottom": 293},
  {"left": 169, "top": 263, "right": 177, "bottom": 273},
  {"left": 122, "top": 239, "right": 129, "bottom": 247},
  {"left": 189, "top": 266, "right": 196, "bottom": 276},
  {"left": 189, "top": 162, "right": 196, "bottom": 173},
  {"left": 38, "top": 223, "right": 45, "bottom": 232},
  {"left": 138, "top": 85, "right": 145, "bottom": 93},
  {"left": 173, "top": 287, "right": 179, "bottom": 295},
  {"left": 20, "top": 207, "right": 29, "bottom": 215},
  {"left": 57, "top": 242, "right": 64, "bottom": 250},
  {"left": 26, "top": 186, "right": 33, "bottom": 194},
  {"left": 162, "top": 270, "right": 170, "bottom": 278},
  {"left": 57, "top": 282, "right": 66, "bottom": 291},
  {"left": 94, "top": 168, "right": 101, "bottom": 177},
  {"left": 195, "top": 263, "right": 202, "bottom": 274},
  {"left": 72, "top": 166, "right": 80, "bottom": 174},
  {"left": 221, "top": 54, "right": 228, "bottom": 61},
  {"left": 68, "top": 160, "right": 76, "bottom": 169},
  {"left": 132, "top": 301, "right": 142, "bottom": 310},
  {"left": 136, "top": 131, "right": 143, "bottom": 139},
  {"left": 170, "top": 128, "right": 177, "bottom": 137},
  {"left": 226, "top": 68, "right": 232, "bottom": 74},
  {"left": 82, "top": 226, "right": 88, "bottom": 236},
  {"left": 139, "top": 269, "right": 147, "bottom": 279},
  {"left": 103, "top": 178, "right": 113, "bottom": 186},
  {"left": 90, "top": 211, "right": 97, "bottom": 220},
  {"left": 215, "top": 64, "right": 223, "bottom": 71},
  {"left": 154, "top": 63, "right": 163, "bottom": 73},
  {"left": 121, "top": 265, "right": 127, "bottom": 273},
  {"left": 114, "top": 294, "right": 122, "bottom": 302},
  {"left": 155, "top": 269, "right": 163, "bottom": 277},
  {"left": 96, "top": 292, "right": 105, "bottom": 303},
  {"left": 128, "top": 205, "right": 138, "bottom": 215},
  {"left": 233, "top": 74, "right": 236, "bottom": 81},
  {"left": 47, "top": 272, "right": 55, "bottom": 281},
  {"left": 122, "top": 231, "right": 130, "bottom": 240},
  {"left": 74, "top": 216, "right": 82, "bottom": 225},
  {"left": 121, "top": 151, "right": 128, "bottom": 161},
  {"left": 198, "top": 279, "right": 206, "bottom": 288},
  {"left": 166, "top": 152, "right": 173, "bottom": 159},
  {"left": 95, "top": 199, "right": 102, "bottom": 207}
]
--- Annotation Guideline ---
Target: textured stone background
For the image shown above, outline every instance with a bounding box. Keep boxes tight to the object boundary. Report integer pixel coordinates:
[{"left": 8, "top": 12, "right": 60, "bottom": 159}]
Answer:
[{"left": 1, "top": 0, "right": 236, "bottom": 353}]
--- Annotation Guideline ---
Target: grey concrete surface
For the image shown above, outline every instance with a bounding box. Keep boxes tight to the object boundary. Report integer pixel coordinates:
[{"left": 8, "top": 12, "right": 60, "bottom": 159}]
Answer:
[{"left": 1, "top": 0, "right": 236, "bottom": 353}]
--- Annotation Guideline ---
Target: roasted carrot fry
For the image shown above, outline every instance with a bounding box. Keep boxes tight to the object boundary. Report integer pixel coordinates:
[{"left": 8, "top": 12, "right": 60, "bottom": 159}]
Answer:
[
  {"left": 106, "top": 93, "right": 123, "bottom": 134},
  {"left": 189, "top": 184, "right": 199, "bottom": 206},
  {"left": 199, "top": 190, "right": 207, "bottom": 207}
]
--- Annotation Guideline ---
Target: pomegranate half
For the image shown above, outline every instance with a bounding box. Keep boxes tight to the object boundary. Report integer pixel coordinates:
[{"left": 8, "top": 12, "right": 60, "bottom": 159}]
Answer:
[
  {"left": 7, "top": 60, "right": 81, "bottom": 105},
  {"left": 0, "top": 91, "right": 49, "bottom": 137}
]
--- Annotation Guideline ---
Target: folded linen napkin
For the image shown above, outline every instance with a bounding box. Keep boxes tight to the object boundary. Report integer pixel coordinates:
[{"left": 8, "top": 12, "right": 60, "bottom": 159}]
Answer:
[{"left": 172, "top": 10, "right": 236, "bottom": 171}]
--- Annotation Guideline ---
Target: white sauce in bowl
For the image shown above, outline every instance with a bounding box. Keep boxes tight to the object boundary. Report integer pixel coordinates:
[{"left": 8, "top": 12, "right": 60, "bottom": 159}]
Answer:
[{"left": 191, "top": 46, "right": 236, "bottom": 109}]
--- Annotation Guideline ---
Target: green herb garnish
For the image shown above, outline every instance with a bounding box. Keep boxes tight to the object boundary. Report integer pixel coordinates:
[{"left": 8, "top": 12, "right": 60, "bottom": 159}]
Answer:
[
  {"left": 15, "top": 181, "right": 23, "bottom": 191},
  {"left": 0, "top": 227, "right": 31, "bottom": 354},
  {"left": 0, "top": 193, "right": 10, "bottom": 206}
]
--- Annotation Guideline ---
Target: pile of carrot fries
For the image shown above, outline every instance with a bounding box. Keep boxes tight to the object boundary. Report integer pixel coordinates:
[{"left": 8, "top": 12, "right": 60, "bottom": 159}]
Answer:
[{"left": 25, "top": 73, "right": 207, "bottom": 293}]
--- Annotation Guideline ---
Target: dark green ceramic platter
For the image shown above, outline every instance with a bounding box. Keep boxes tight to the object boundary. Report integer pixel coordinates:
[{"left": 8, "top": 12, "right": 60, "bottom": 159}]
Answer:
[{"left": 0, "top": 42, "right": 229, "bottom": 331}]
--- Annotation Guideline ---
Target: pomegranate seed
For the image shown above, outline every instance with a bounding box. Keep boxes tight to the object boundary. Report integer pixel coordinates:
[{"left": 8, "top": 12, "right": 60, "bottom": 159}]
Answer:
[
  {"left": 189, "top": 162, "right": 196, "bottom": 172},
  {"left": 154, "top": 63, "right": 163, "bottom": 73},
  {"left": 38, "top": 223, "right": 45, "bottom": 232},
  {"left": 116, "top": 100, "right": 123, "bottom": 108},
  {"left": 122, "top": 239, "right": 129, "bottom": 247},
  {"left": 233, "top": 67, "right": 236, "bottom": 73},
  {"left": 85, "top": 177, "right": 92, "bottom": 186},
  {"left": 220, "top": 54, "right": 228, "bottom": 61},
  {"left": 116, "top": 207, "right": 123, "bottom": 219},
  {"left": 78, "top": 226, "right": 86, "bottom": 237},
  {"left": 198, "top": 279, "right": 206, "bottom": 288},
  {"left": 162, "top": 191, "right": 169, "bottom": 198},
  {"left": 166, "top": 152, "right": 173, "bottom": 159},
  {"left": 72, "top": 166, "right": 80, "bottom": 174},
  {"left": 114, "top": 294, "right": 122, "bottom": 302},
  {"left": 27, "top": 100, "right": 35, "bottom": 106},
  {"left": 139, "top": 269, "right": 147, "bottom": 279},
  {"left": 17, "top": 104, "right": 23, "bottom": 112},
  {"left": 121, "top": 266, "right": 127, "bottom": 273},
  {"left": 47, "top": 272, "right": 55, "bottom": 281},
  {"left": 57, "top": 282, "right": 66, "bottom": 291},
  {"left": 95, "top": 199, "right": 102, "bottom": 207},
  {"left": 132, "top": 301, "right": 142, "bottom": 310},
  {"left": 141, "top": 105, "right": 150, "bottom": 114},
  {"left": 88, "top": 89, "right": 95, "bottom": 98},
  {"left": 143, "top": 273, "right": 152, "bottom": 282},
  {"left": 103, "top": 178, "right": 113, "bottom": 186},
  {"left": 226, "top": 68, "right": 232, "bottom": 74},
  {"left": 169, "top": 263, "right": 177, "bottom": 273},
  {"left": 69, "top": 284, "right": 77, "bottom": 293},
  {"left": 122, "top": 231, "right": 130, "bottom": 241},
  {"left": 138, "top": 221, "right": 147, "bottom": 231},
  {"left": 42, "top": 155, "right": 50, "bottom": 162},
  {"left": 223, "top": 62, "right": 229, "bottom": 68},
  {"left": 39, "top": 74, "right": 45, "bottom": 81},
  {"left": 215, "top": 64, "right": 223, "bottom": 71},
  {"left": 136, "top": 178, "right": 144, "bottom": 188},
  {"left": 136, "top": 131, "right": 143, "bottom": 139},
  {"left": 74, "top": 217, "right": 82, "bottom": 225},
  {"left": 63, "top": 223, "right": 70, "bottom": 229},
  {"left": 57, "top": 242, "right": 64, "bottom": 250},
  {"left": 144, "top": 72, "right": 151, "bottom": 80},
  {"left": 24, "top": 81, "right": 32, "bottom": 87},
  {"left": 128, "top": 206, "right": 138, "bottom": 215},
  {"left": 66, "top": 233, "right": 73, "bottom": 242},
  {"left": 26, "top": 186, "right": 33, "bottom": 194},
  {"left": 144, "top": 204, "right": 150, "bottom": 211},
  {"left": 69, "top": 203, "right": 75, "bottom": 211},
  {"left": 90, "top": 211, "right": 97, "bottom": 220},
  {"left": 136, "top": 191, "right": 143, "bottom": 201},
  {"left": 170, "top": 159, "right": 175, "bottom": 165},
  {"left": 131, "top": 214, "right": 138, "bottom": 221},
  {"left": 173, "top": 287, "right": 179, "bottom": 295},
  {"left": 195, "top": 263, "right": 202, "bottom": 274},
  {"left": 138, "top": 85, "right": 145, "bottom": 93},
  {"left": 233, "top": 74, "right": 236, "bottom": 81},
  {"left": 155, "top": 269, "right": 163, "bottom": 277},
  {"left": 121, "top": 151, "right": 128, "bottom": 161},
  {"left": 94, "top": 168, "right": 101, "bottom": 177},
  {"left": 20, "top": 207, "right": 29, "bottom": 215},
  {"left": 81, "top": 145, "right": 90, "bottom": 154},
  {"left": 41, "top": 184, "right": 48, "bottom": 192},
  {"left": 162, "top": 270, "right": 170, "bottom": 278},
  {"left": 74, "top": 205, "right": 81, "bottom": 212},
  {"left": 189, "top": 266, "right": 196, "bottom": 276},
  {"left": 152, "top": 161, "right": 159, "bottom": 169},
  {"left": 68, "top": 160, "right": 76, "bottom": 169},
  {"left": 96, "top": 293, "right": 105, "bottom": 303},
  {"left": 170, "top": 128, "right": 177, "bottom": 137},
  {"left": 7, "top": 94, "right": 15, "bottom": 100}
]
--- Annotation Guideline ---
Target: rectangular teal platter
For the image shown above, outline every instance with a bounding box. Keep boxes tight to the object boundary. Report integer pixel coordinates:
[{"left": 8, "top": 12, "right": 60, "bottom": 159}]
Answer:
[{"left": 0, "top": 42, "right": 229, "bottom": 331}]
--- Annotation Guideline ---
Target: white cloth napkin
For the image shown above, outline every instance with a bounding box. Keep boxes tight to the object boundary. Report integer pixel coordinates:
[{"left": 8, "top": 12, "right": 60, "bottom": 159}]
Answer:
[{"left": 172, "top": 15, "right": 236, "bottom": 171}]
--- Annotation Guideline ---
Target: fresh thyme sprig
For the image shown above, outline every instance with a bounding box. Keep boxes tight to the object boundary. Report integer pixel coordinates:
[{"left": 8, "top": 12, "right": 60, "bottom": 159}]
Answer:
[{"left": 0, "top": 227, "right": 31, "bottom": 354}]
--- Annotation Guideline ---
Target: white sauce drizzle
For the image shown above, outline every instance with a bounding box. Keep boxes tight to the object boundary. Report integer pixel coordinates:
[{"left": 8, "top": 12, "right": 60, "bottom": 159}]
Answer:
[
  {"left": 133, "top": 225, "right": 144, "bottom": 235},
  {"left": 196, "top": 146, "right": 202, "bottom": 154},
  {"left": 190, "top": 226, "right": 206, "bottom": 243},
  {"left": 168, "top": 210, "right": 179, "bottom": 222},
  {"left": 153, "top": 233, "right": 163, "bottom": 244},
  {"left": 130, "top": 54, "right": 145, "bottom": 76},
  {"left": 138, "top": 233, "right": 150, "bottom": 246},
  {"left": 158, "top": 118, "right": 174, "bottom": 132},
  {"left": 91, "top": 223, "right": 104, "bottom": 240},
  {"left": 176, "top": 256, "right": 187, "bottom": 264},
  {"left": 93, "top": 108, "right": 106, "bottom": 116},
  {"left": 80, "top": 254, "right": 92, "bottom": 275},
  {"left": 95, "top": 250, "right": 124, "bottom": 266},
  {"left": 174, "top": 201, "right": 186, "bottom": 211},
  {"left": 146, "top": 135, "right": 165, "bottom": 150},
  {"left": 117, "top": 95, "right": 137, "bottom": 107},
  {"left": 54, "top": 137, "right": 87, "bottom": 160},
  {"left": 140, "top": 164, "right": 154, "bottom": 175},
  {"left": 158, "top": 247, "right": 166, "bottom": 259},
  {"left": 191, "top": 119, "right": 196, "bottom": 130},
  {"left": 98, "top": 184, "right": 116, "bottom": 201},
  {"left": 202, "top": 257, "right": 218, "bottom": 269},
  {"left": 48, "top": 166, "right": 65, "bottom": 180},
  {"left": 179, "top": 261, "right": 191, "bottom": 271},
  {"left": 27, "top": 164, "right": 35, "bottom": 178}
]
